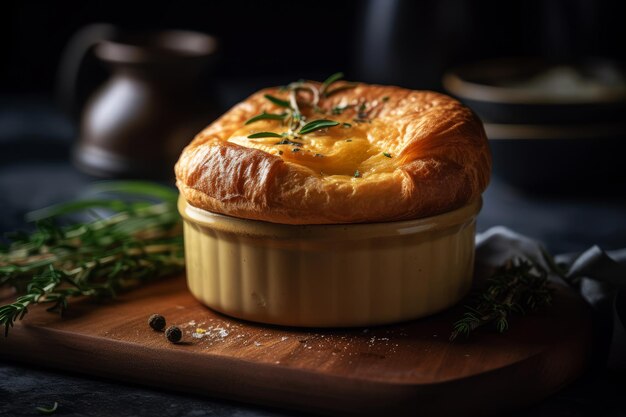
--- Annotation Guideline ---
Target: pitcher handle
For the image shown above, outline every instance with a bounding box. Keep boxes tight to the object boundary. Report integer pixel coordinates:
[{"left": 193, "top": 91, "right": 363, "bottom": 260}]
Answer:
[{"left": 56, "top": 23, "right": 118, "bottom": 118}]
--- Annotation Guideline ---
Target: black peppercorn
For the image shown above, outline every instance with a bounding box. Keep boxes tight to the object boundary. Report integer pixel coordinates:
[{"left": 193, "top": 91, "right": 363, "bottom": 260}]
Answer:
[
  {"left": 165, "top": 325, "right": 182, "bottom": 343},
  {"left": 148, "top": 314, "right": 166, "bottom": 331}
]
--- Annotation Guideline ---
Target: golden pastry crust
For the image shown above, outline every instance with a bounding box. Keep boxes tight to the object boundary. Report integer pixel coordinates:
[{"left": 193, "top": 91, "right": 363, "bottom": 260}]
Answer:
[{"left": 175, "top": 83, "right": 491, "bottom": 224}]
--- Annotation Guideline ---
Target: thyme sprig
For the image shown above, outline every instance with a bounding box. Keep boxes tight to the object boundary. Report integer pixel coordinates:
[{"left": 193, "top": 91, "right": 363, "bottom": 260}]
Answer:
[
  {"left": 449, "top": 258, "right": 554, "bottom": 341},
  {"left": 0, "top": 181, "right": 185, "bottom": 336}
]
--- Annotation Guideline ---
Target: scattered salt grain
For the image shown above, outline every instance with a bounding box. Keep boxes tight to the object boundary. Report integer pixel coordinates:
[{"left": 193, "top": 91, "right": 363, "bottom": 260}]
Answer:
[{"left": 215, "top": 328, "right": 229, "bottom": 338}]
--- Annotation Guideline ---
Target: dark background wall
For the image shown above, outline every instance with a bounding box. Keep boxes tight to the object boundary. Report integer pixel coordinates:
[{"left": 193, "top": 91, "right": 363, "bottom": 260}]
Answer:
[{"left": 3, "top": 0, "right": 626, "bottom": 97}]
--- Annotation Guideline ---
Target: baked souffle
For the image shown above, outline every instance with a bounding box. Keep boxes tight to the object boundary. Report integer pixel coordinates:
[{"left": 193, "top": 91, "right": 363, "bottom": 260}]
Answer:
[{"left": 175, "top": 74, "right": 491, "bottom": 224}]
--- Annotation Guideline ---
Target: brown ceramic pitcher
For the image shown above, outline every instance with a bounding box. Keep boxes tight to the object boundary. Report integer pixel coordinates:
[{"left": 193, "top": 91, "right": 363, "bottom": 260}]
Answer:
[{"left": 58, "top": 24, "right": 218, "bottom": 178}]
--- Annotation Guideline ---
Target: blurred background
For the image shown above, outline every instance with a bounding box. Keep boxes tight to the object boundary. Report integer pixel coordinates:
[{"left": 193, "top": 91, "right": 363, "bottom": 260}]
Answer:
[
  {"left": 4, "top": 0, "right": 626, "bottom": 94},
  {"left": 2, "top": 2, "right": 626, "bottom": 415},
  {"left": 2, "top": 0, "right": 626, "bottom": 250}
]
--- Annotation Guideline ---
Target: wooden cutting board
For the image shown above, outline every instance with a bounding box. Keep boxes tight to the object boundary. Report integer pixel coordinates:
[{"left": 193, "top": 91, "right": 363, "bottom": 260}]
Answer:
[{"left": 0, "top": 274, "right": 591, "bottom": 417}]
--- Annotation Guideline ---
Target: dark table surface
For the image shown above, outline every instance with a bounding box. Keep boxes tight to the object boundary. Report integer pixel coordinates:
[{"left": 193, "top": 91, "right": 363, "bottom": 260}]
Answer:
[{"left": 1, "top": 95, "right": 625, "bottom": 416}]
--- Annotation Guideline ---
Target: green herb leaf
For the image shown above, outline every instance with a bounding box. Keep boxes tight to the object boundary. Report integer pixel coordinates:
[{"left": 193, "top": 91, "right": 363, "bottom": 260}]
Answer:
[
  {"left": 354, "top": 170, "right": 361, "bottom": 178},
  {"left": 26, "top": 182, "right": 178, "bottom": 222},
  {"left": 0, "top": 181, "right": 185, "bottom": 337},
  {"left": 26, "top": 199, "right": 130, "bottom": 222},
  {"left": 90, "top": 181, "right": 179, "bottom": 203},
  {"left": 264, "top": 94, "right": 291, "bottom": 108},
  {"left": 298, "top": 119, "right": 340, "bottom": 135},
  {"left": 325, "top": 83, "right": 358, "bottom": 97},
  {"left": 244, "top": 112, "right": 287, "bottom": 125},
  {"left": 449, "top": 258, "right": 554, "bottom": 341},
  {"left": 321, "top": 72, "right": 344, "bottom": 94},
  {"left": 342, "top": 123, "right": 352, "bottom": 128},
  {"left": 36, "top": 402, "right": 58, "bottom": 415},
  {"left": 247, "top": 132, "right": 283, "bottom": 139},
  {"left": 383, "top": 152, "right": 392, "bottom": 158}
]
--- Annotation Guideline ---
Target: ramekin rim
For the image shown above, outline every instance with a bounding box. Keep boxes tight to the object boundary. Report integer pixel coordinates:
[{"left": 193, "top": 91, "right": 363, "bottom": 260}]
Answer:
[{"left": 178, "top": 196, "right": 482, "bottom": 240}]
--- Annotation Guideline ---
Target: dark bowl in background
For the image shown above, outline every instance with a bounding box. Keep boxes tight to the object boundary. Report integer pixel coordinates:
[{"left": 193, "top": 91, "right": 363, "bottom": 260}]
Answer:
[
  {"left": 443, "top": 58, "right": 626, "bottom": 195},
  {"left": 484, "top": 123, "right": 626, "bottom": 195},
  {"left": 443, "top": 58, "right": 626, "bottom": 124}
]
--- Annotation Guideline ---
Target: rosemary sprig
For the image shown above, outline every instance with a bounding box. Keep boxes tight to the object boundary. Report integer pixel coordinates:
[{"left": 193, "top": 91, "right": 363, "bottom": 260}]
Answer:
[
  {"left": 0, "top": 181, "right": 184, "bottom": 336},
  {"left": 299, "top": 119, "right": 340, "bottom": 135},
  {"left": 247, "top": 132, "right": 284, "bottom": 139},
  {"left": 320, "top": 72, "right": 345, "bottom": 95},
  {"left": 245, "top": 72, "right": 354, "bottom": 141},
  {"left": 263, "top": 94, "right": 291, "bottom": 108},
  {"left": 449, "top": 258, "right": 554, "bottom": 341},
  {"left": 244, "top": 112, "right": 287, "bottom": 125},
  {"left": 325, "top": 83, "right": 358, "bottom": 97}
]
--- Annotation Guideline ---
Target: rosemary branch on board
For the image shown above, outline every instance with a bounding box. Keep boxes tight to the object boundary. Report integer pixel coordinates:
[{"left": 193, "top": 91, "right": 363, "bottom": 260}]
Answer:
[
  {"left": 0, "top": 181, "right": 185, "bottom": 336},
  {"left": 449, "top": 257, "right": 555, "bottom": 341}
]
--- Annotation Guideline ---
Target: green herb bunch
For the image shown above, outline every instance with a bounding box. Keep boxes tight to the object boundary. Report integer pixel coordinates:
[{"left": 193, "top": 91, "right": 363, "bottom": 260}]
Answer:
[
  {"left": 449, "top": 257, "right": 555, "bottom": 341},
  {"left": 245, "top": 72, "right": 360, "bottom": 140},
  {"left": 0, "top": 182, "right": 185, "bottom": 336}
]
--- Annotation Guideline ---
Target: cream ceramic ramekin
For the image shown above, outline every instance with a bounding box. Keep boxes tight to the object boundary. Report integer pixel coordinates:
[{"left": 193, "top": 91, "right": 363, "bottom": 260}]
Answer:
[{"left": 179, "top": 197, "right": 481, "bottom": 327}]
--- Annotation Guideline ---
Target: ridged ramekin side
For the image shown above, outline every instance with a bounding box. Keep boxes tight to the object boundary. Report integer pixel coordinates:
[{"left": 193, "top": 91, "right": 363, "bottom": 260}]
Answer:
[{"left": 181, "top": 199, "right": 478, "bottom": 327}]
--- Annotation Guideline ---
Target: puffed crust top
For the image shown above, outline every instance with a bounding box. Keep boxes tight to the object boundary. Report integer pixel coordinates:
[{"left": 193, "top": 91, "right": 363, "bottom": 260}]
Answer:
[{"left": 175, "top": 83, "right": 491, "bottom": 224}]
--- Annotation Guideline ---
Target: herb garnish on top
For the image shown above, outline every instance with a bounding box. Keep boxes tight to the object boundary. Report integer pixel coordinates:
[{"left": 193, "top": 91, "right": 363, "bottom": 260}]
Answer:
[{"left": 244, "top": 72, "right": 360, "bottom": 140}]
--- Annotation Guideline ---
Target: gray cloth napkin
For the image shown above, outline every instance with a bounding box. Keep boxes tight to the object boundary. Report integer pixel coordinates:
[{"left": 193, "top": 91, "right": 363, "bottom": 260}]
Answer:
[{"left": 476, "top": 226, "right": 626, "bottom": 371}]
